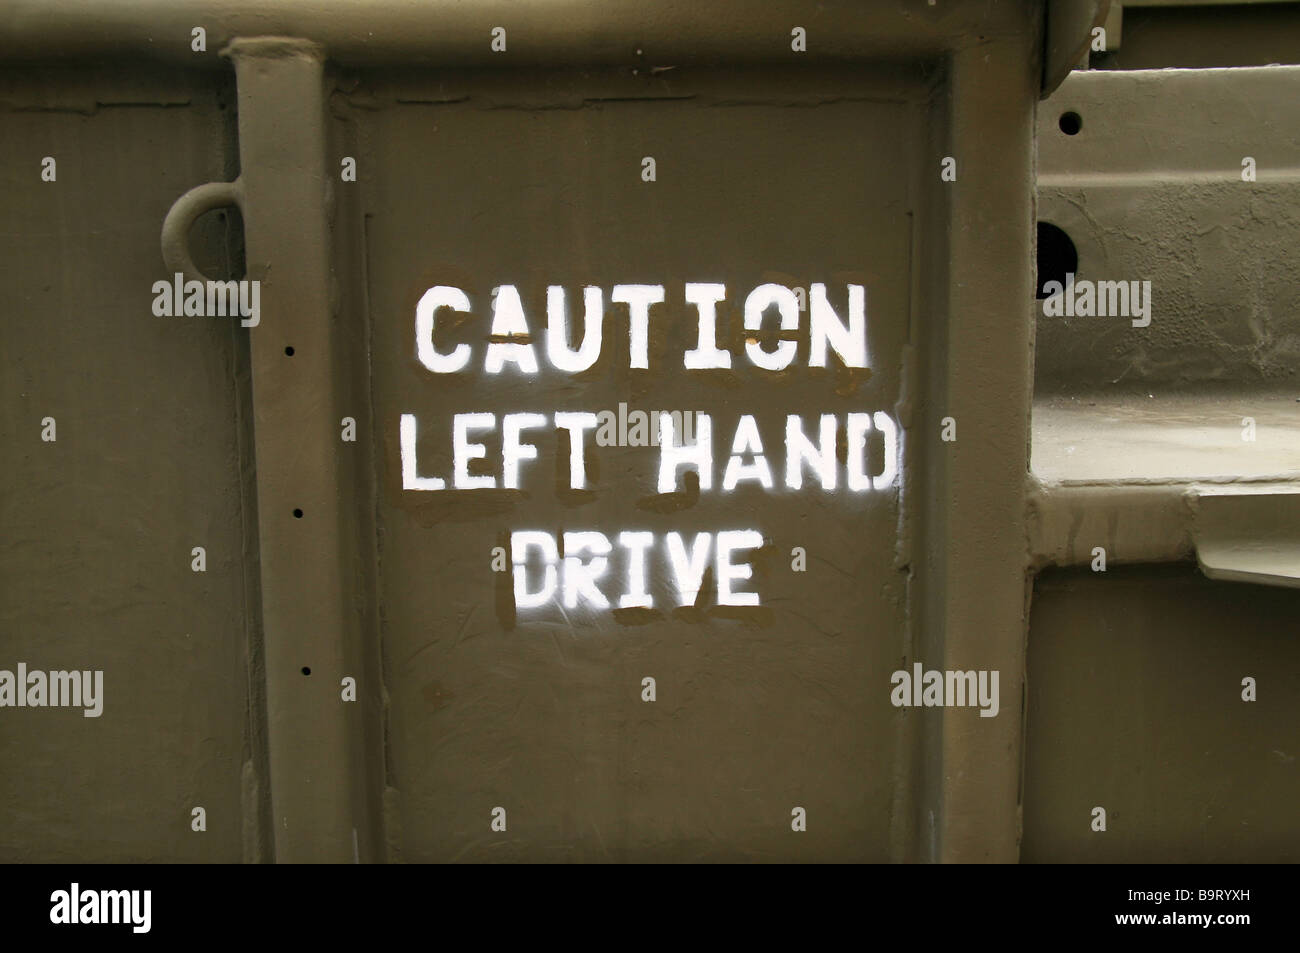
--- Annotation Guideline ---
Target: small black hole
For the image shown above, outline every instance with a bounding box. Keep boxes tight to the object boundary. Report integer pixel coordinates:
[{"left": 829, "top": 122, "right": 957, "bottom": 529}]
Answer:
[
  {"left": 1036, "top": 222, "right": 1079, "bottom": 299},
  {"left": 293, "top": 508, "right": 303, "bottom": 518},
  {"left": 284, "top": 346, "right": 295, "bottom": 356},
  {"left": 1059, "top": 111, "right": 1082, "bottom": 136},
  {"left": 301, "top": 667, "right": 311, "bottom": 676}
]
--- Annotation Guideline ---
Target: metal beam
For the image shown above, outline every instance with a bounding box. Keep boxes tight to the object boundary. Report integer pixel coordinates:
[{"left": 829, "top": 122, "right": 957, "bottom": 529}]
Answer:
[
  {"left": 1028, "top": 481, "right": 1196, "bottom": 570},
  {"left": 1194, "top": 489, "right": 1300, "bottom": 589},
  {"left": 225, "top": 37, "right": 357, "bottom": 863},
  {"left": 0, "top": 0, "right": 1088, "bottom": 94},
  {"left": 932, "top": 30, "right": 1040, "bottom": 863},
  {"left": 1027, "top": 480, "right": 1300, "bottom": 585}
]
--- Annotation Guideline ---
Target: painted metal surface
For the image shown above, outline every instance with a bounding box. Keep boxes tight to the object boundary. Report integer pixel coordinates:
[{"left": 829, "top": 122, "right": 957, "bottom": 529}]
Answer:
[
  {"left": 0, "top": 1, "right": 1075, "bottom": 93},
  {"left": 0, "top": 64, "right": 261, "bottom": 862},
  {"left": 1024, "top": 63, "right": 1300, "bottom": 860},
  {"left": 1194, "top": 489, "right": 1300, "bottom": 588},
  {"left": 1032, "top": 65, "right": 1300, "bottom": 570},
  {"left": 1024, "top": 564, "right": 1300, "bottom": 863},
  {"left": 1037, "top": 66, "right": 1300, "bottom": 395},
  {"left": 8, "top": 1, "right": 1293, "bottom": 865},
  {"left": 356, "top": 64, "right": 915, "bottom": 862}
]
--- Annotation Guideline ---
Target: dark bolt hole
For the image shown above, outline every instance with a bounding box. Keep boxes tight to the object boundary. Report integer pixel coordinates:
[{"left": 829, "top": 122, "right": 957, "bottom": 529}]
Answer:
[
  {"left": 301, "top": 667, "right": 311, "bottom": 676},
  {"left": 1059, "top": 111, "right": 1082, "bottom": 136},
  {"left": 1036, "top": 222, "right": 1078, "bottom": 299},
  {"left": 284, "top": 346, "right": 295, "bottom": 356},
  {"left": 293, "top": 508, "right": 303, "bottom": 519}
]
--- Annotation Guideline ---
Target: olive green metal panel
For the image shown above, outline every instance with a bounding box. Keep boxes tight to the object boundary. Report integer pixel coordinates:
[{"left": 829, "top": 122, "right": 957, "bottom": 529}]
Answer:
[
  {"left": 0, "top": 66, "right": 263, "bottom": 862},
  {"left": 1094, "top": 3, "right": 1300, "bottom": 70},
  {"left": 1023, "top": 566, "right": 1300, "bottom": 863},
  {"left": 0, "top": 0, "right": 1114, "bottom": 865},
  {"left": 1036, "top": 66, "right": 1300, "bottom": 398},
  {"left": 1027, "top": 62, "right": 1300, "bottom": 863},
  {"left": 352, "top": 64, "right": 923, "bottom": 862}
]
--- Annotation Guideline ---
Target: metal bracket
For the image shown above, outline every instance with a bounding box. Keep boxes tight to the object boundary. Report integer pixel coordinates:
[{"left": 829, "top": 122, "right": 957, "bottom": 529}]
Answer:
[
  {"left": 1193, "top": 489, "right": 1300, "bottom": 589},
  {"left": 160, "top": 178, "right": 244, "bottom": 284},
  {"left": 1043, "top": 0, "right": 1111, "bottom": 97}
]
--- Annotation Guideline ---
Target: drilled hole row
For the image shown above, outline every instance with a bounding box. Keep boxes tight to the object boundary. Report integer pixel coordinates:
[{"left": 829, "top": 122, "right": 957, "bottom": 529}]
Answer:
[{"left": 287, "top": 345, "right": 308, "bottom": 677}]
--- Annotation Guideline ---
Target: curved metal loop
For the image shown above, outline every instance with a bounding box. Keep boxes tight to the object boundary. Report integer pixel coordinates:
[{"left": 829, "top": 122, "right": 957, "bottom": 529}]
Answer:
[{"left": 160, "top": 178, "right": 244, "bottom": 283}]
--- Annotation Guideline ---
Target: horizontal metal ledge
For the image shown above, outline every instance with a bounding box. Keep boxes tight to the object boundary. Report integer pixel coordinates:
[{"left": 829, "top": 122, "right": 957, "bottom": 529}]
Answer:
[
  {"left": 0, "top": 0, "right": 1041, "bottom": 69},
  {"left": 1039, "top": 171, "right": 1300, "bottom": 188},
  {"left": 1029, "top": 477, "right": 1300, "bottom": 588},
  {"left": 1028, "top": 480, "right": 1197, "bottom": 570},
  {"left": 1194, "top": 487, "right": 1300, "bottom": 589}
]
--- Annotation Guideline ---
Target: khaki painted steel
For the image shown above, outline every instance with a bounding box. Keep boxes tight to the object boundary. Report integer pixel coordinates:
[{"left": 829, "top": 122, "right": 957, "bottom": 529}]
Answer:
[
  {"left": 0, "top": 64, "right": 260, "bottom": 862},
  {"left": 1024, "top": 64, "right": 1300, "bottom": 862},
  {"left": 0, "top": 1, "right": 1111, "bottom": 862},
  {"left": 0, "top": 0, "right": 1104, "bottom": 98},
  {"left": 1033, "top": 66, "right": 1300, "bottom": 575}
]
